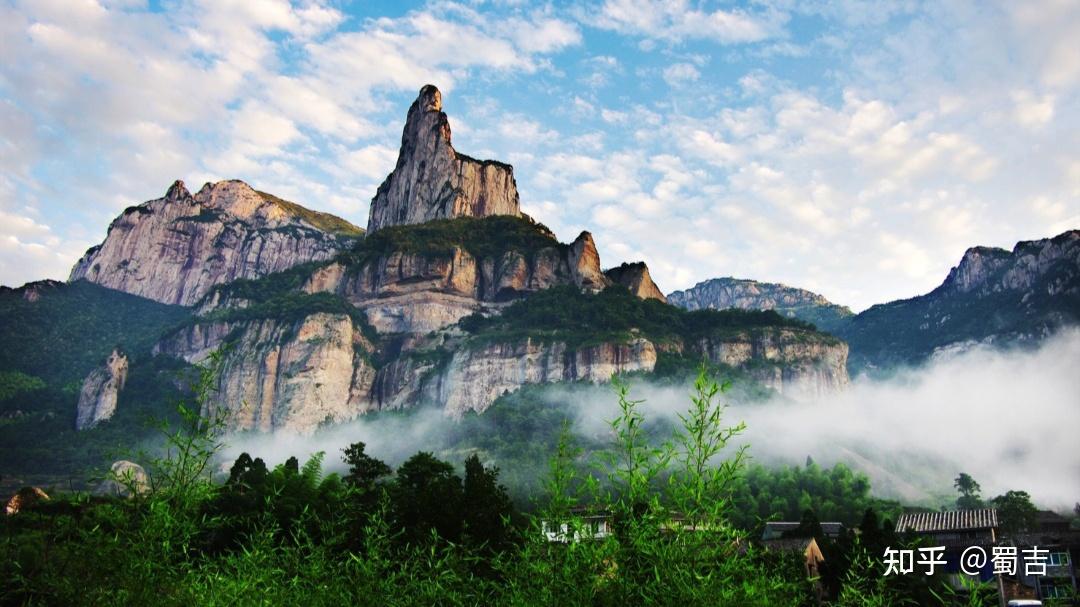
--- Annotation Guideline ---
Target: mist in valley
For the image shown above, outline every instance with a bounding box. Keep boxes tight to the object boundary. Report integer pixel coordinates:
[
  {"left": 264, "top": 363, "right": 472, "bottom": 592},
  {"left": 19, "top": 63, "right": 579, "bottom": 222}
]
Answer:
[{"left": 221, "top": 329, "right": 1080, "bottom": 512}]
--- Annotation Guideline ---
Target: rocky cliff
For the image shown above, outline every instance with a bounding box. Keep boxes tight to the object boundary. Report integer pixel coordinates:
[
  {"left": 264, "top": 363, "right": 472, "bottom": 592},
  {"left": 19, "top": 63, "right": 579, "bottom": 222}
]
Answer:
[
  {"left": 155, "top": 312, "right": 376, "bottom": 433},
  {"left": 668, "top": 277, "right": 852, "bottom": 333},
  {"left": 366, "top": 85, "right": 521, "bottom": 232},
  {"left": 70, "top": 180, "right": 362, "bottom": 306},
  {"left": 75, "top": 348, "right": 128, "bottom": 430},
  {"left": 301, "top": 226, "right": 614, "bottom": 335},
  {"left": 838, "top": 230, "right": 1080, "bottom": 372},
  {"left": 687, "top": 330, "right": 849, "bottom": 399},
  {"left": 604, "top": 262, "right": 667, "bottom": 302}
]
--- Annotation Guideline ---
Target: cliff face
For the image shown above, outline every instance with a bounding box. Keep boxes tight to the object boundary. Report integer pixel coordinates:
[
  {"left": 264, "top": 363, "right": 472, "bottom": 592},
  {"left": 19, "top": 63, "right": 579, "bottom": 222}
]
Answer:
[
  {"left": 604, "top": 262, "right": 667, "bottom": 302},
  {"left": 366, "top": 85, "right": 521, "bottom": 232},
  {"left": 70, "top": 180, "right": 362, "bottom": 306},
  {"left": 839, "top": 230, "right": 1080, "bottom": 372},
  {"left": 668, "top": 277, "right": 852, "bottom": 333},
  {"left": 75, "top": 348, "right": 128, "bottom": 430},
  {"left": 689, "top": 331, "right": 849, "bottom": 399},
  {"left": 938, "top": 231, "right": 1080, "bottom": 296},
  {"left": 299, "top": 231, "right": 611, "bottom": 335},
  {"left": 155, "top": 313, "right": 376, "bottom": 434},
  {"left": 155, "top": 315, "right": 848, "bottom": 432},
  {"left": 433, "top": 338, "right": 659, "bottom": 416}
]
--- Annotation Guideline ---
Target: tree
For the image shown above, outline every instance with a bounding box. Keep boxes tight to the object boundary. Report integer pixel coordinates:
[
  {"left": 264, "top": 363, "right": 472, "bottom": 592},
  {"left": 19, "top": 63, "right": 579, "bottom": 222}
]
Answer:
[
  {"left": 390, "top": 452, "right": 464, "bottom": 544},
  {"left": 953, "top": 472, "right": 983, "bottom": 510},
  {"left": 342, "top": 441, "right": 391, "bottom": 490},
  {"left": 462, "top": 454, "right": 514, "bottom": 550},
  {"left": 992, "top": 490, "right": 1037, "bottom": 536}
]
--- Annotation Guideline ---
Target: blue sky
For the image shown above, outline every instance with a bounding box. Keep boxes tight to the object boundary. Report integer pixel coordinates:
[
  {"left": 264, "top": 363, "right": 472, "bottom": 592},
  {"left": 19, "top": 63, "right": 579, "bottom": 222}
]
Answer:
[{"left": 2, "top": 0, "right": 1078, "bottom": 310}]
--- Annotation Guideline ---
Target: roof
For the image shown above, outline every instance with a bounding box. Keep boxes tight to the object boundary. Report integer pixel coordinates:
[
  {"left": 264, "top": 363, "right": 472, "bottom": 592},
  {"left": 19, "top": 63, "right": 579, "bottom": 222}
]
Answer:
[
  {"left": 895, "top": 509, "right": 998, "bottom": 533},
  {"left": 762, "top": 521, "right": 845, "bottom": 541}
]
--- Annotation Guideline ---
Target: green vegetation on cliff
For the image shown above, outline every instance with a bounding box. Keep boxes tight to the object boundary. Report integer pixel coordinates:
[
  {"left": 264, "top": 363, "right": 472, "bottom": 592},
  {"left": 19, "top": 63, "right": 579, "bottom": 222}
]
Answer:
[
  {"left": 0, "top": 281, "right": 193, "bottom": 488},
  {"left": 256, "top": 191, "right": 365, "bottom": 238},
  {"left": 459, "top": 284, "right": 826, "bottom": 348},
  {"left": 338, "top": 214, "right": 562, "bottom": 265},
  {"left": 0, "top": 280, "right": 190, "bottom": 384}
]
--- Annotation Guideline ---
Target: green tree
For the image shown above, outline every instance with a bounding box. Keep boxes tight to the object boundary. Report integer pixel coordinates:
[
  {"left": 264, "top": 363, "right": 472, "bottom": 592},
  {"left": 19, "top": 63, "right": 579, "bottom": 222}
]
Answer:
[
  {"left": 390, "top": 452, "right": 465, "bottom": 544},
  {"left": 954, "top": 472, "right": 984, "bottom": 510},
  {"left": 343, "top": 441, "right": 391, "bottom": 487},
  {"left": 993, "top": 490, "right": 1038, "bottom": 536},
  {"left": 462, "top": 454, "right": 514, "bottom": 551}
]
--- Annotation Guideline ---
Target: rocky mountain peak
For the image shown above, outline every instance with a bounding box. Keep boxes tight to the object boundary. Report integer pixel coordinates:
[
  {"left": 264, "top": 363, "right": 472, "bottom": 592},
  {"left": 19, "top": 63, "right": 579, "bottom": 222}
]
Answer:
[
  {"left": 70, "top": 179, "right": 359, "bottom": 306},
  {"left": 605, "top": 262, "right": 667, "bottom": 302},
  {"left": 366, "top": 85, "right": 521, "bottom": 232},
  {"left": 938, "top": 229, "right": 1080, "bottom": 296},
  {"left": 165, "top": 179, "right": 190, "bottom": 201},
  {"left": 569, "top": 231, "right": 608, "bottom": 291}
]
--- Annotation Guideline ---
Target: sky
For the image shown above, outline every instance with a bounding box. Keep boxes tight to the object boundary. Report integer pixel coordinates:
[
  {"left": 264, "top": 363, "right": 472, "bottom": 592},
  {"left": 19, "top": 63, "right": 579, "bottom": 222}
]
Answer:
[{"left": 2, "top": 0, "right": 1079, "bottom": 311}]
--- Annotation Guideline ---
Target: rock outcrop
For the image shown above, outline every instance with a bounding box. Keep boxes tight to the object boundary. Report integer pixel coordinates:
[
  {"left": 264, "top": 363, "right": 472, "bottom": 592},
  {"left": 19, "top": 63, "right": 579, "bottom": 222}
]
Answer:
[
  {"left": 668, "top": 277, "right": 852, "bottom": 333},
  {"left": 70, "top": 180, "right": 362, "bottom": 306},
  {"left": 689, "top": 330, "right": 849, "bottom": 399},
  {"left": 604, "top": 262, "right": 667, "bottom": 302},
  {"left": 299, "top": 229, "right": 611, "bottom": 335},
  {"left": 367, "top": 85, "right": 521, "bottom": 232},
  {"left": 5, "top": 487, "right": 49, "bottom": 515},
  {"left": 156, "top": 313, "right": 377, "bottom": 433},
  {"left": 939, "top": 230, "right": 1080, "bottom": 296},
  {"left": 96, "top": 460, "right": 149, "bottom": 497},
  {"left": 433, "top": 338, "right": 659, "bottom": 416},
  {"left": 839, "top": 229, "right": 1080, "bottom": 372},
  {"left": 75, "top": 348, "right": 128, "bottom": 430}
]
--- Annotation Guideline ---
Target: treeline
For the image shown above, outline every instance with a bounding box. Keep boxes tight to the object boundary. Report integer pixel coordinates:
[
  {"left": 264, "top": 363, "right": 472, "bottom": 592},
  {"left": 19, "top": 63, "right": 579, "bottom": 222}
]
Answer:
[{"left": 1, "top": 369, "right": 996, "bottom": 606}]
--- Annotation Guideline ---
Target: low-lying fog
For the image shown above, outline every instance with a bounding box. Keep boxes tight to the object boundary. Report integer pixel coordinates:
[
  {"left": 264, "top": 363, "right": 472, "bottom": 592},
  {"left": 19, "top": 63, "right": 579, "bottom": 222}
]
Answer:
[{"left": 221, "top": 329, "right": 1080, "bottom": 511}]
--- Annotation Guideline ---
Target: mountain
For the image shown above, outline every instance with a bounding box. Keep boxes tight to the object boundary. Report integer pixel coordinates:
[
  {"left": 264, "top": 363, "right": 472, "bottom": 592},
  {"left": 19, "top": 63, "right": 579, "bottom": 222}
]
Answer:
[
  {"left": 837, "top": 230, "right": 1080, "bottom": 372},
  {"left": 668, "top": 277, "right": 853, "bottom": 334},
  {"left": 366, "top": 84, "right": 521, "bottom": 232},
  {"left": 0, "top": 84, "right": 850, "bottom": 487},
  {"left": 70, "top": 180, "right": 363, "bottom": 306},
  {"left": 0, "top": 280, "right": 191, "bottom": 487}
]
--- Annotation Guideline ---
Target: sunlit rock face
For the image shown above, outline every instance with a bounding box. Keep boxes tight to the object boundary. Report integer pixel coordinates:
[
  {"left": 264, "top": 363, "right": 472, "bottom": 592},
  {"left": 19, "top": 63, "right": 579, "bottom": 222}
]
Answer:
[
  {"left": 75, "top": 348, "right": 128, "bottom": 430},
  {"left": 155, "top": 312, "right": 376, "bottom": 435},
  {"left": 604, "top": 262, "right": 667, "bottom": 303},
  {"left": 70, "top": 180, "right": 361, "bottom": 306},
  {"left": 366, "top": 85, "right": 521, "bottom": 232}
]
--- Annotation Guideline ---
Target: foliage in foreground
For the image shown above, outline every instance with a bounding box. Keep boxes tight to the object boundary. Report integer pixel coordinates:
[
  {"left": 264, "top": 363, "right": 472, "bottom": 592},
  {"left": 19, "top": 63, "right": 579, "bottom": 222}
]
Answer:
[{"left": 1, "top": 368, "right": 992, "bottom": 606}]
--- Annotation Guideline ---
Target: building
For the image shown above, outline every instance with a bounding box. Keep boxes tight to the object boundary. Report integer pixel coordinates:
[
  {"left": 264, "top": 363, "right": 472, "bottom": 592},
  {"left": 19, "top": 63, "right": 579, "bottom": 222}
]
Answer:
[
  {"left": 1006, "top": 511, "right": 1080, "bottom": 601},
  {"left": 895, "top": 508, "right": 1080, "bottom": 603},
  {"left": 542, "top": 507, "right": 612, "bottom": 543}
]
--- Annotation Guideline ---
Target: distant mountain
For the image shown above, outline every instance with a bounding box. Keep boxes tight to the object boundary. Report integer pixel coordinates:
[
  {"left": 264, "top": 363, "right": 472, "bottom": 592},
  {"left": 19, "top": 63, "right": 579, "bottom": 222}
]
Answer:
[
  {"left": 668, "top": 277, "right": 853, "bottom": 334},
  {"left": 837, "top": 230, "right": 1080, "bottom": 373}
]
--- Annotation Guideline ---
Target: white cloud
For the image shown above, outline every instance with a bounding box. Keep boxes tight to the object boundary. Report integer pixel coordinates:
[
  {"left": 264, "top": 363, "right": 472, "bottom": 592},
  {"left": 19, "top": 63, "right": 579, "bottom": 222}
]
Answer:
[
  {"left": 662, "top": 62, "right": 699, "bottom": 86},
  {"left": 592, "top": 0, "right": 783, "bottom": 44}
]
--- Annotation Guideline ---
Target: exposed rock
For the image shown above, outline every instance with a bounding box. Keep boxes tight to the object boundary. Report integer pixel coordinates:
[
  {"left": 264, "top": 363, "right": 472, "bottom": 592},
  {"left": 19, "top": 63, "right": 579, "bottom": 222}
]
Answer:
[
  {"left": 432, "top": 338, "right": 658, "bottom": 416},
  {"left": 70, "top": 180, "right": 362, "bottom": 306},
  {"left": 604, "top": 262, "right": 667, "bottom": 302},
  {"left": 5, "top": 487, "right": 49, "bottom": 515},
  {"left": 156, "top": 313, "right": 376, "bottom": 434},
  {"left": 568, "top": 231, "right": 610, "bottom": 292},
  {"left": 0, "top": 279, "right": 65, "bottom": 303},
  {"left": 840, "top": 229, "right": 1080, "bottom": 372},
  {"left": 689, "top": 330, "right": 849, "bottom": 399},
  {"left": 367, "top": 85, "right": 521, "bottom": 232},
  {"left": 75, "top": 348, "right": 129, "bottom": 430},
  {"left": 940, "top": 230, "right": 1080, "bottom": 296},
  {"left": 297, "top": 234, "right": 619, "bottom": 335},
  {"left": 668, "top": 277, "right": 853, "bottom": 333},
  {"left": 96, "top": 460, "right": 149, "bottom": 497}
]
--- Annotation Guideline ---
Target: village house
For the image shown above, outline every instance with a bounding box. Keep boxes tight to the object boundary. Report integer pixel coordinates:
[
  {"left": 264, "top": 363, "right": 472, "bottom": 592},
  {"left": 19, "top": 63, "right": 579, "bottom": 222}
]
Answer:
[{"left": 895, "top": 508, "right": 1080, "bottom": 604}]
